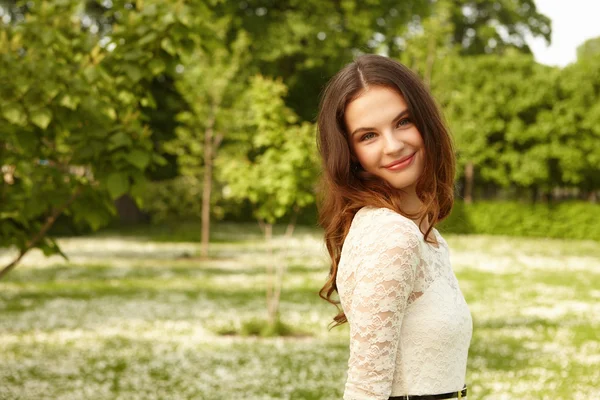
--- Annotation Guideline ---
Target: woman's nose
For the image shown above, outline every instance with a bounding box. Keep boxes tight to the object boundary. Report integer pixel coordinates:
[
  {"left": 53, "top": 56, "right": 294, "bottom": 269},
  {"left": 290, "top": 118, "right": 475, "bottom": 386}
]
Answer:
[{"left": 383, "top": 131, "right": 404, "bottom": 155}]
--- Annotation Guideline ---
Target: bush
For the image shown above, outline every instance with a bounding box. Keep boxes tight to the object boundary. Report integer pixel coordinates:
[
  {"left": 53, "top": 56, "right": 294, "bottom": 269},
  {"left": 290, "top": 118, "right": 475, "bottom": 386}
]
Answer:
[
  {"left": 139, "top": 176, "right": 203, "bottom": 224},
  {"left": 213, "top": 317, "right": 309, "bottom": 338},
  {"left": 139, "top": 177, "right": 257, "bottom": 224},
  {"left": 439, "top": 201, "right": 600, "bottom": 241},
  {"left": 139, "top": 179, "right": 600, "bottom": 242}
]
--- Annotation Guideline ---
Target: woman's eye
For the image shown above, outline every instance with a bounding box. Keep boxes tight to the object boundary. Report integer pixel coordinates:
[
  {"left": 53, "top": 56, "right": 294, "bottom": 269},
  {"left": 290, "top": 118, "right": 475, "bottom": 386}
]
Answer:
[
  {"left": 396, "top": 118, "right": 412, "bottom": 128},
  {"left": 360, "top": 132, "right": 376, "bottom": 141}
]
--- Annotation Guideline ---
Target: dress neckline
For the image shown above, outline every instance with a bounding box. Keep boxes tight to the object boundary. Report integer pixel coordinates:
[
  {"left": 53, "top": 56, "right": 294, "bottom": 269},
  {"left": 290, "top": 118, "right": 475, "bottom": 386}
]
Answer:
[
  {"left": 411, "top": 224, "right": 443, "bottom": 253},
  {"left": 427, "top": 228, "right": 444, "bottom": 252},
  {"left": 368, "top": 206, "right": 444, "bottom": 253}
]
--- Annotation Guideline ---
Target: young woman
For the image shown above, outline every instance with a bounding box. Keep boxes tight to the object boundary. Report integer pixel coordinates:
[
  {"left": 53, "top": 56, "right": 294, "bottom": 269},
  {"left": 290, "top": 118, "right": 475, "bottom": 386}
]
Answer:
[{"left": 317, "top": 54, "right": 473, "bottom": 400}]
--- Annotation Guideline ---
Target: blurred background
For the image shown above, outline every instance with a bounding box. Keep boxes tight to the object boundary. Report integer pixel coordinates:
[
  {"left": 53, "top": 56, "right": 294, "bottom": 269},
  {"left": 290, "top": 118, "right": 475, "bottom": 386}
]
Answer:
[{"left": 1, "top": 1, "right": 599, "bottom": 399}]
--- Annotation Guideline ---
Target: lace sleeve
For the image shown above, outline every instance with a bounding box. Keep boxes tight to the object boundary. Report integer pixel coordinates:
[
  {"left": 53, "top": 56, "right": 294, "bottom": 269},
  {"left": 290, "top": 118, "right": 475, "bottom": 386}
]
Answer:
[{"left": 343, "top": 211, "right": 420, "bottom": 400}]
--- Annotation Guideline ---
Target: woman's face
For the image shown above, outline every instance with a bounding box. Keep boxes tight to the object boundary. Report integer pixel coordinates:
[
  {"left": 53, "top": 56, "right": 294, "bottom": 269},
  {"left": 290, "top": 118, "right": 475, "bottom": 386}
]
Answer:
[{"left": 344, "top": 85, "right": 425, "bottom": 194}]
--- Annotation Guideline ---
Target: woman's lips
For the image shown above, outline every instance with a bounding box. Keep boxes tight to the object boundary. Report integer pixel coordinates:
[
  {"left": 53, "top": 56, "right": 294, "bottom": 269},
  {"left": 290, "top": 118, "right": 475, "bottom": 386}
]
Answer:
[{"left": 383, "top": 153, "right": 416, "bottom": 170}]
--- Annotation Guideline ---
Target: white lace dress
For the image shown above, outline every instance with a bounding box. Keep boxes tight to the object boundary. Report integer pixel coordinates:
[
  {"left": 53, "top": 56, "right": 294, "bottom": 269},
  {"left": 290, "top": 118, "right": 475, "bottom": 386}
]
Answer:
[{"left": 336, "top": 206, "right": 473, "bottom": 399}]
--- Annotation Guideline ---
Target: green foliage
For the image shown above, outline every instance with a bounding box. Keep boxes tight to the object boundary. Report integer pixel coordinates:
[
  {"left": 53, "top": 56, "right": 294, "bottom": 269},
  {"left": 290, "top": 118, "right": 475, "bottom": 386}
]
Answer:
[
  {"left": 0, "top": 0, "right": 215, "bottom": 267},
  {"left": 239, "top": 317, "right": 298, "bottom": 338},
  {"left": 139, "top": 175, "right": 234, "bottom": 224},
  {"left": 439, "top": 201, "right": 600, "bottom": 241},
  {"left": 577, "top": 36, "right": 600, "bottom": 61},
  {"left": 1, "top": 0, "right": 122, "bottom": 256},
  {"left": 139, "top": 176, "right": 250, "bottom": 225},
  {"left": 164, "top": 30, "right": 249, "bottom": 178},
  {"left": 448, "top": 0, "right": 551, "bottom": 55},
  {"left": 217, "top": 0, "right": 550, "bottom": 120},
  {"left": 1, "top": 0, "right": 598, "bottom": 276},
  {"left": 2, "top": 230, "right": 599, "bottom": 398},
  {"left": 432, "top": 50, "right": 600, "bottom": 195},
  {"left": 397, "top": 0, "right": 456, "bottom": 82},
  {"left": 555, "top": 54, "right": 600, "bottom": 191},
  {"left": 139, "top": 176, "right": 203, "bottom": 224},
  {"left": 433, "top": 53, "right": 551, "bottom": 186},
  {"left": 218, "top": 0, "right": 432, "bottom": 120},
  {"left": 218, "top": 75, "right": 319, "bottom": 224}
]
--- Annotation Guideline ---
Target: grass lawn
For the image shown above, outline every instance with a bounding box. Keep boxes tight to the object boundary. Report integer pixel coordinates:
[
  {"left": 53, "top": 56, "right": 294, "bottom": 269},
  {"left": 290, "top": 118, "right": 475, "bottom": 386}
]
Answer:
[{"left": 0, "top": 222, "right": 599, "bottom": 399}]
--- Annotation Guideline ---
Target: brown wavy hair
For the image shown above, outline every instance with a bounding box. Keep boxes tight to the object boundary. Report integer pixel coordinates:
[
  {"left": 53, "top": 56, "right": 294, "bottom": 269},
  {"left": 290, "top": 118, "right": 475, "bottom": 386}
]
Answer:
[{"left": 316, "top": 54, "right": 456, "bottom": 330}]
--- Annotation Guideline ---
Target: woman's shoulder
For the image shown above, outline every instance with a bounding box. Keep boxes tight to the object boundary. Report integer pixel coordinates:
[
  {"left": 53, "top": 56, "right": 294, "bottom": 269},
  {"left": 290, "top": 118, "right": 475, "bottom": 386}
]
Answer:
[
  {"left": 349, "top": 206, "right": 421, "bottom": 245},
  {"left": 354, "top": 206, "right": 416, "bottom": 227}
]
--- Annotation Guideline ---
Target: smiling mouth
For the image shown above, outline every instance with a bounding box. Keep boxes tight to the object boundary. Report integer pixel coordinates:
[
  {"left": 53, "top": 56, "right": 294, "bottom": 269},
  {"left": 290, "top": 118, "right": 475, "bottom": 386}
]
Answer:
[{"left": 383, "top": 153, "right": 416, "bottom": 170}]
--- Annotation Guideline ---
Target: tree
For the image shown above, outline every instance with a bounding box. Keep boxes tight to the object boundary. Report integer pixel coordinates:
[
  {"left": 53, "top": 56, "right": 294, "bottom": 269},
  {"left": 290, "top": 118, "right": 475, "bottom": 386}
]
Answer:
[
  {"left": 0, "top": 0, "right": 135, "bottom": 277},
  {"left": 432, "top": 51, "right": 560, "bottom": 201},
  {"left": 218, "top": 75, "right": 319, "bottom": 329},
  {"left": 0, "top": 0, "right": 211, "bottom": 278},
  {"left": 164, "top": 30, "right": 249, "bottom": 258},
  {"left": 448, "top": 0, "right": 551, "bottom": 56},
  {"left": 552, "top": 53, "right": 600, "bottom": 200},
  {"left": 398, "top": 0, "right": 456, "bottom": 85},
  {"left": 577, "top": 36, "right": 600, "bottom": 61},
  {"left": 216, "top": 0, "right": 432, "bottom": 121},
  {"left": 214, "top": 0, "right": 551, "bottom": 121}
]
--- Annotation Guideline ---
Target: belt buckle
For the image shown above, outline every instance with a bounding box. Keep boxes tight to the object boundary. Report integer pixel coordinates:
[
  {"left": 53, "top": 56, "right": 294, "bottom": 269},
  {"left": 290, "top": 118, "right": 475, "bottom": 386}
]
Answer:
[{"left": 458, "top": 388, "right": 463, "bottom": 399}]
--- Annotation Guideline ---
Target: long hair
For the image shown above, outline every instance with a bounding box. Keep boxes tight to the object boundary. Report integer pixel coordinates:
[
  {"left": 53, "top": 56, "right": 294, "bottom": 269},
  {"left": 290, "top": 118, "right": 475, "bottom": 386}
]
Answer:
[{"left": 317, "top": 54, "right": 456, "bottom": 329}]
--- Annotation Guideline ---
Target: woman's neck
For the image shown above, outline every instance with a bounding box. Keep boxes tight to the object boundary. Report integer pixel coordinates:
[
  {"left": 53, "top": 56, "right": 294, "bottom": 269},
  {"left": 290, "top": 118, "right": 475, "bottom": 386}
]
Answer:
[{"left": 400, "top": 191, "right": 430, "bottom": 231}]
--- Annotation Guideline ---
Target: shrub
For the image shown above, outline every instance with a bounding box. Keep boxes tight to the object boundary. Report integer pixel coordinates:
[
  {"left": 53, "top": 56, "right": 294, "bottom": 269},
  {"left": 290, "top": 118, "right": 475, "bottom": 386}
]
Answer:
[
  {"left": 439, "top": 201, "right": 600, "bottom": 241},
  {"left": 140, "top": 176, "right": 203, "bottom": 224}
]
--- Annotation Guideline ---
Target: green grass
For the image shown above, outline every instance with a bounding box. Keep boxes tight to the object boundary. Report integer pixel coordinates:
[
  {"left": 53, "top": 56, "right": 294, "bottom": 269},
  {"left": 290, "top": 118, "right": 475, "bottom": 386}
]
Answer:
[
  {"left": 1, "top": 225, "right": 599, "bottom": 399},
  {"left": 92, "top": 220, "right": 319, "bottom": 244}
]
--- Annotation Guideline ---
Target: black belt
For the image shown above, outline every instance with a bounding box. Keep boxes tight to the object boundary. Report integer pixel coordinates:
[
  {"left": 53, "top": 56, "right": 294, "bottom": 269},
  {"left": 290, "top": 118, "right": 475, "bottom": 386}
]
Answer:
[{"left": 389, "top": 385, "right": 467, "bottom": 400}]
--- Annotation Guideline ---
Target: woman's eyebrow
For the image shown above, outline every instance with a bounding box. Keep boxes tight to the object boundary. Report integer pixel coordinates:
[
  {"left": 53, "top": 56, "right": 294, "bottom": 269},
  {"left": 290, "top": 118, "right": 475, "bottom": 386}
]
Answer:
[{"left": 350, "top": 109, "right": 410, "bottom": 137}]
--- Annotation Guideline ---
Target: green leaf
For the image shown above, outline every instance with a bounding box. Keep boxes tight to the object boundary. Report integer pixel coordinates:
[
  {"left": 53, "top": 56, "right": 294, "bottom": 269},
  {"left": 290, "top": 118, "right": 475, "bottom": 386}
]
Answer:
[
  {"left": 152, "top": 153, "right": 168, "bottom": 166},
  {"left": 30, "top": 108, "right": 53, "bottom": 129},
  {"left": 163, "top": 12, "right": 176, "bottom": 25},
  {"left": 161, "top": 38, "right": 176, "bottom": 55},
  {"left": 109, "top": 132, "right": 133, "bottom": 150},
  {"left": 130, "top": 179, "right": 148, "bottom": 208},
  {"left": 0, "top": 212, "right": 20, "bottom": 219},
  {"left": 2, "top": 105, "right": 27, "bottom": 126},
  {"left": 15, "top": 131, "right": 37, "bottom": 152},
  {"left": 128, "top": 149, "right": 151, "bottom": 170},
  {"left": 81, "top": 208, "right": 109, "bottom": 231},
  {"left": 39, "top": 237, "right": 68, "bottom": 260},
  {"left": 59, "top": 95, "right": 79, "bottom": 110},
  {"left": 117, "top": 91, "right": 136, "bottom": 105},
  {"left": 148, "top": 58, "right": 166, "bottom": 75},
  {"left": 104, "top": 107, "right": 117, "bottom": 120},
  {"left": 140, "top": 95, "right": 156, "bottom": 108},
  {"left": 138, "top": 32, "right": 158, "bottom": 46},
  {"left": 106, "top": 172, "right": 130, "bottom": 199},
  {"left": 122, "top": 64, "right": 143, "bottom": 83},
  {"left": 44, "top": 85, "right": 60, "bottom": 102}
]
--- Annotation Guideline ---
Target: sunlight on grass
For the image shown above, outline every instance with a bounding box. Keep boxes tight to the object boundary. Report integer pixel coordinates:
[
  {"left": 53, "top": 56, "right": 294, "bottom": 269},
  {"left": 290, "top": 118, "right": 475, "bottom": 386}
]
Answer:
[{"left": 1, "top": 225, "right": 598, "bottom": 399}]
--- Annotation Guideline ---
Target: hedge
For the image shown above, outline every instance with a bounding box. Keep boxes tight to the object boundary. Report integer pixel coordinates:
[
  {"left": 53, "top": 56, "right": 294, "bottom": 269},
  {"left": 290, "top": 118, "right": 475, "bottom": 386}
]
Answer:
[{"left": 439, "top": 201, "right": 600, "bottom": 241}]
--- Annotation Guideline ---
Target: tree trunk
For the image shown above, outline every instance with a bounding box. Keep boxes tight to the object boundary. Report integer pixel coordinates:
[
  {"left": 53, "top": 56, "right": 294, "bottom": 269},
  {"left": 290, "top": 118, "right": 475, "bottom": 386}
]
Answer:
[
  {"left": 531, "top": 185, "right": 539, "bottom": 203},
  {"left": 264, "top": 223, "right": 272, "bottom": 242},
  {"left": 464, "top": 162, "right": 474, "bottom": 204},
  {"left": 114, "top": 194, "right": 148, "bottom": 224},
  {"left": 257, "top": 218, "right": 266, "bottom": 234},
  {"left": 200, "top": 109, "right": 216, "bottom": 259},
  {"left": 0, "top": 186, "right": 82, "bottom": 280},
  {"left": 265, "top": 221, "right": 290, "bottom": 330},
  {"left": 264, "top": 218, "right": 297, "bottom": 332},
  {"left": 284, "top": 206, "right": 299, "bottom": 238},
  {"left": 424, "top": 33, "right": 436, "bottom": 86},
  {"left": 264, "top": 223, "right": 277, "bottom": 326}
]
